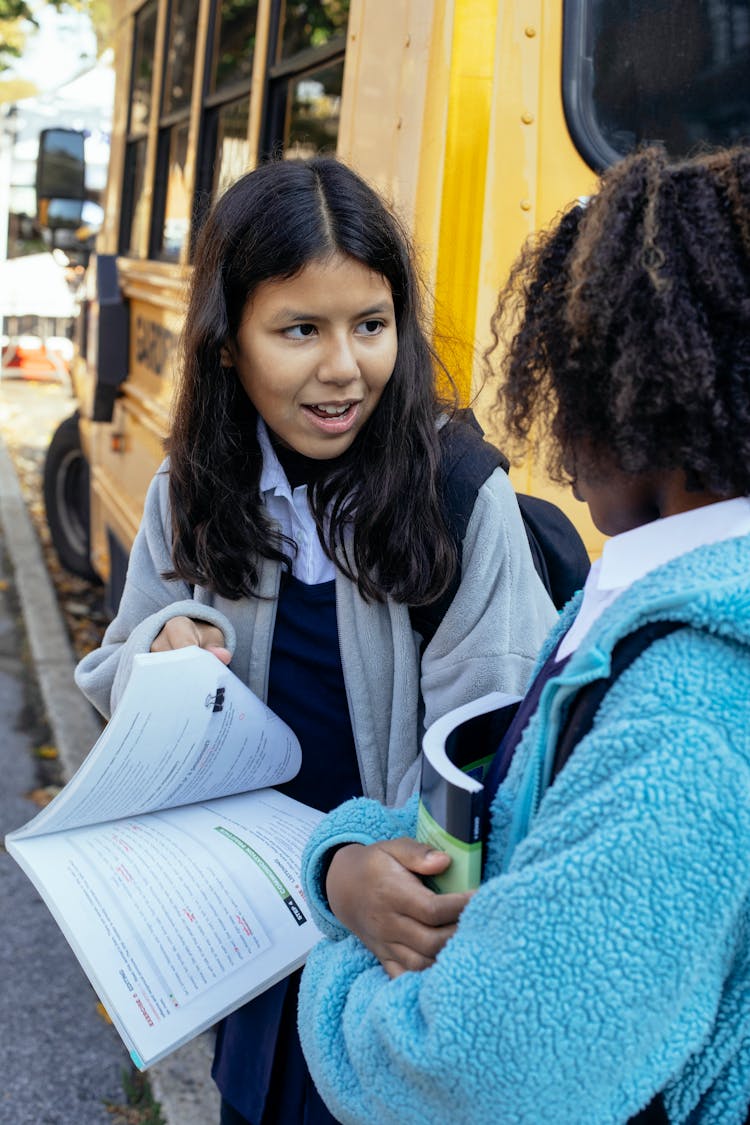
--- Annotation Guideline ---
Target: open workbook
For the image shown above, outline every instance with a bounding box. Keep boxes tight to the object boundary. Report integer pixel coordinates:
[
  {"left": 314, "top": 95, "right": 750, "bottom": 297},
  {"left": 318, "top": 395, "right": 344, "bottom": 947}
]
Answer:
[
  {"left": 5, "top": 646, "right": 324, "bottom": 1071},
  {"left": 416, "top": 691, "right": 521, "bottom": 893}
]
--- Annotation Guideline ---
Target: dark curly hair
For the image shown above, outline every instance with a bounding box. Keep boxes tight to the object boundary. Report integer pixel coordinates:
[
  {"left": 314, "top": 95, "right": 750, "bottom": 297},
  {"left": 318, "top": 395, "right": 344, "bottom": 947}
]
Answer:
[
  {"left": 167, "top": 156, "right": 458, "bottom": 604},
  {"left": 488, "top": 145, "right": 750, "bottom": 497}
]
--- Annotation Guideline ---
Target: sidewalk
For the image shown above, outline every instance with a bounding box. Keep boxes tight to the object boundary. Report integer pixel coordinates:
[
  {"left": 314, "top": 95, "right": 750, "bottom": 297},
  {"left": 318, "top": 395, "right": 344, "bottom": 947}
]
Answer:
[{"left": 0, "top": 432, "right": 220, "bottom": 1125}]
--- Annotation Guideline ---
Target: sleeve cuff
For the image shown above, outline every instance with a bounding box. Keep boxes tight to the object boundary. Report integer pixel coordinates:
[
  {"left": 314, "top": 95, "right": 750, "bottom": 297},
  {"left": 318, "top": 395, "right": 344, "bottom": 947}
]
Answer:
[
  {"left": 110, "top": 600, "right": 237, "bottom": 711},
  {"left": 302, "top": 794, "right": 420, "bottom": 939}
]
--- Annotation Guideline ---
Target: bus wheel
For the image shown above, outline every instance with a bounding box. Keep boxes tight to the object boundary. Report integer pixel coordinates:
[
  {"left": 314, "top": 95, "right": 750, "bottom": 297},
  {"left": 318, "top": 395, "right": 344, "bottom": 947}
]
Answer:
[{"left": 43, "top": 412, "right": 99, "bottom": 582}]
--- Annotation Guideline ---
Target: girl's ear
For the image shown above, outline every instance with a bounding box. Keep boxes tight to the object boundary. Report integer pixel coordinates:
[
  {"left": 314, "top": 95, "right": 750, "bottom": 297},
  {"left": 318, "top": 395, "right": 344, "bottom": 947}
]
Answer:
[{"left": 220, "top": 344, "right": 233, "bottom": 368}]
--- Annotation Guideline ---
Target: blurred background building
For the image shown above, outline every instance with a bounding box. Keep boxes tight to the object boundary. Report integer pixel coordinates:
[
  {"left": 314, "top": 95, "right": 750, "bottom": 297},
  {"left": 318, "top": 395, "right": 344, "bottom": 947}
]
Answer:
[{"left": 0, "top": 1, "right": 113, "bottom": 377}]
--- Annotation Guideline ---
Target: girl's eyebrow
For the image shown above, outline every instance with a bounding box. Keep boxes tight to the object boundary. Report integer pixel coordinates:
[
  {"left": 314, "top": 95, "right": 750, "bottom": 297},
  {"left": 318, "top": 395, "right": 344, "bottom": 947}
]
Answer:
[{"left": 268, "top": 303, "right": 392, "bottom": 325}]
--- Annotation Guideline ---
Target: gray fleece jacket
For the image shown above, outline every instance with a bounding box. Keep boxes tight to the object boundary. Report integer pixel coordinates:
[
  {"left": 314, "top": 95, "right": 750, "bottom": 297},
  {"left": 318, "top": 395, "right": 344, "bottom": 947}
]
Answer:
[{"left": 75, "top": 461, "right": 555, "bottom": 805}]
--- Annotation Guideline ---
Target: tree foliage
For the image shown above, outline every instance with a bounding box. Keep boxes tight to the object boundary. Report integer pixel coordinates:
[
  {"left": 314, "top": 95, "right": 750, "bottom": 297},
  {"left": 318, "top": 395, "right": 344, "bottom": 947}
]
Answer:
[
  {"left": 0, "top": 0, "right": 97, "bottom": 76},
  {"left": 0, "top": 0, "right": 35, "bottom": 69},
  {"left": 0, "top": 0, "right": 65, "bottom": 72},
  {"left": 83, "top": 0, "right": 115, "bottom": 55}
]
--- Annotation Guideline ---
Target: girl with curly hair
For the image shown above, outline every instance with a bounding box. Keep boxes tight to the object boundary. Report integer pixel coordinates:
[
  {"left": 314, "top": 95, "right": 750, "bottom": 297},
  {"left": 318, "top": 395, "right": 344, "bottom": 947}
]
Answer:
[
  {"left": 297, "top": 144, "right": 750, "bottom": 1124},
  {"left": 74, "top": 156, "right": 556, "bottom": 1124}
]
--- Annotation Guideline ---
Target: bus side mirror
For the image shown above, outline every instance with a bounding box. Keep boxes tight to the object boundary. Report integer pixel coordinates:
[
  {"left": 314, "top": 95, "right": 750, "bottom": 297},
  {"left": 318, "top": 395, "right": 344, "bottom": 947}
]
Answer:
[
  {"left": 36, "top": 128, "right": 86, "bottom": 229},
  {"left": 38, "top": 198, "right": 86, "bottom": 230}
]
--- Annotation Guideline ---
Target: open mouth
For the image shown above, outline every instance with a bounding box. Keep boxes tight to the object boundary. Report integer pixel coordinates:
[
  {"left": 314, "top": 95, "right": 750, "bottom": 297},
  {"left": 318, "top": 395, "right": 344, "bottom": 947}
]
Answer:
[
  {"left": 305, "top": 402, "right": 356, "bottom": 419},
  {"left": 301, "top": 400, "right": 361, "bottom": 434}
]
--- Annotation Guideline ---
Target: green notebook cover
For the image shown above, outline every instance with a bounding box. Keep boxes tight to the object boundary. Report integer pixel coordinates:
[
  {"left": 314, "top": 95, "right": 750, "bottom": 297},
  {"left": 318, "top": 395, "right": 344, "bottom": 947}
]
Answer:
[{"left": 417, "top": 692, "right": 520, "bottom": 893}]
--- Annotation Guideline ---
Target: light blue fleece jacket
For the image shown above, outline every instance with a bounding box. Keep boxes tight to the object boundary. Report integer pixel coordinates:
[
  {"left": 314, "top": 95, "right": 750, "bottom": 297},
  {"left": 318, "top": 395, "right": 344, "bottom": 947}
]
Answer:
[{"left": 298, "top": 531, "right": 750, "bottom": 1124}]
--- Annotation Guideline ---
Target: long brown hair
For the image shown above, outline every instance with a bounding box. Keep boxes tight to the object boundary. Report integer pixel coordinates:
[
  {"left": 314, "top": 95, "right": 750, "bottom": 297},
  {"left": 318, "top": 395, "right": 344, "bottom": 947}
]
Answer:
[{"left": 167, "top": 156, "right": 459, "bottom": 604}]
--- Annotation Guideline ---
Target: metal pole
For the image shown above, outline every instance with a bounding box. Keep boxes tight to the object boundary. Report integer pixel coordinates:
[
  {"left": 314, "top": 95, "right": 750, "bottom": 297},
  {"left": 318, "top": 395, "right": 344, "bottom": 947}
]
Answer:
[{"left": 0, "top": 105, "right": 18, "bottom": 380}]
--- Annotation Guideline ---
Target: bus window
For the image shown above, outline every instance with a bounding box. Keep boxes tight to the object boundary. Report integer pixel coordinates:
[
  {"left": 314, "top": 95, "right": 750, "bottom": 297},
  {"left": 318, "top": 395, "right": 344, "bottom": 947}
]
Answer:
[
  {"left": 199, "top": 0, "right": 350, "bottom": 237},
  {"left": 563, "top": 0, "right": 750, "bottom": 170},
  {"left": 159, "top": 121, "right": 191, "bottom": 261},
  {"left": 162, "top": 0, "right": 201, "bottom": 115},
  {"left": 131, "top": 0, "right": 157, "bottom": 131},
  {"left": 121, "top": 0, "right": 158, "bottom": 256},
  {"left": 211, "top": 0, "right": 258, "bottom": 89},
  {"left": 122, "top": 139, "right": 148, "bottom": 258},
  {"left": 262, "top": 0, "right": 349, "bottom": 158},
  {"left": 154, "top": 0, "right": 201, "bottom": 260},
  {"left": 278, "top": 0, "right": 349, "bottom": 58},
  {"left": 285, "top": 62, "right": 345, "bottom": 158},
  {"left": 120, "top": 0, "right": 351, "bottom": 261},
  {"left": 205, "top": 0, "right": 259, "bottom": 203},
  {"left": 213, "top": 96, "right": 252, "bottom": 197}
]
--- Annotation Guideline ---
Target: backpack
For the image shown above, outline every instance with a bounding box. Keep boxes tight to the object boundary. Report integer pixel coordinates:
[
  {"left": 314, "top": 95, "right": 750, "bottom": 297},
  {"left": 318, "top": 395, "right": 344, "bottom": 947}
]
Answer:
[
  {"left": 553, "top": 619, "right": 750, "bottom": 1125},
  {"left": 409, "top": 412, "right": 591, "bottom": 646},
  {"left": 521, "top": 619, "right": 716, "bottom": 1124},
  {"left": 554, "top": 622, "right": 682, "bottom": 1125}
]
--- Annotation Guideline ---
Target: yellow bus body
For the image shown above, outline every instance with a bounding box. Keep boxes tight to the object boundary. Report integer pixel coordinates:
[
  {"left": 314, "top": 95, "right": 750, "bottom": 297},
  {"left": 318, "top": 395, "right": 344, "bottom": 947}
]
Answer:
[
  {"left": 65, "top": 0, "right": 747, "bottom": 592},
  {"left": 70, "top": 0, "right": 601, "bottom": 594}
]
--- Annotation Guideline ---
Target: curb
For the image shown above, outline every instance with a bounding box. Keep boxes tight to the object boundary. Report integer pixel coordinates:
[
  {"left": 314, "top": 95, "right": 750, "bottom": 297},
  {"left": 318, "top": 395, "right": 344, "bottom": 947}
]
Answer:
[
  {"left": 0, "top": 432, "right": 220, "bottom": 1125},
  {"left": 0, "top": 434, "right": 103, "bottom": 776}
]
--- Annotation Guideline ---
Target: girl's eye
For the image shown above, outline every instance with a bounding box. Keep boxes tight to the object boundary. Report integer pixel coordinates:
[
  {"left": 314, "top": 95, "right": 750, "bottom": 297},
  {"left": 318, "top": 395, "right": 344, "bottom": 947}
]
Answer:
[
  {"left": 284, "top": 323, "right": 317, "bottom": 340},
  {"left": 356, "top": 319, "right": 384, "bottom": 336}
]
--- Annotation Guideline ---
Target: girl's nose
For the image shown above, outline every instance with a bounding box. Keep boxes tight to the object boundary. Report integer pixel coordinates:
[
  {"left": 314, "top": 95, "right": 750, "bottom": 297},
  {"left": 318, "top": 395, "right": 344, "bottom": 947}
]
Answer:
[{"left": 318, "top": 336, "right": 359, "bottom": 383}]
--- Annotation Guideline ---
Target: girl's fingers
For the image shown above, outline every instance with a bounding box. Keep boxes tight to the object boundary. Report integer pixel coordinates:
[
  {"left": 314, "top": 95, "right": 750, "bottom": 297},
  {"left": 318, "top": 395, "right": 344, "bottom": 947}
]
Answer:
[
  {"left": 193, "top": 622, "right": 228, "bottom": 652},
  {"left": 150, "top": 616, "right": 227, "bottom": 655},
  {"left": 408, "top": 889, "right": 473, "bottom": 929},
  {"left": 379, "top": 836, "right": 452, "bottom": 875},
  {"left": 378, "top": 923, "right": 461, "bottom": 977},
  {"left": 386, "top": 921, "right": 460, "bottom": 965},
  {"left": 325, "top": 840, "right": 472, "bottom": 974}
]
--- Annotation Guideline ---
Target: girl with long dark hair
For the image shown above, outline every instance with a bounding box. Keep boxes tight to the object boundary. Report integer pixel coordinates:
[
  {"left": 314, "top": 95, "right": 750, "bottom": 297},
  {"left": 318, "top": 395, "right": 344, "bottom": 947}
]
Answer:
[{"left": 75, "top": 156, "right": 555, "bottom": 1124}]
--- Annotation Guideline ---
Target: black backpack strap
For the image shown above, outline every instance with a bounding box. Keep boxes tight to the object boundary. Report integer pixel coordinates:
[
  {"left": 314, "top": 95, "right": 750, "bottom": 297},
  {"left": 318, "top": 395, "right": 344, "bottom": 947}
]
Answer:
[
  {"left": 433, "top": 412, "right": 509, "bottom": 554},
  {"left": 410, "top": 412, "right": 592, "bottom": 648},
  {"left": 628, "top": 1096, "right": 671, "bottom": 1124},
  {"left": 553, "top": 620, "right": 685, "bottom": 781},
  {"left": 552, "top": 619, "right": 685, "bottom": 1125},
  {"left": 409, "top": 413, "right": 506, "bottom": 646},
  {"left": 516, "top": 491, "right": 591, "bottom": 612}
]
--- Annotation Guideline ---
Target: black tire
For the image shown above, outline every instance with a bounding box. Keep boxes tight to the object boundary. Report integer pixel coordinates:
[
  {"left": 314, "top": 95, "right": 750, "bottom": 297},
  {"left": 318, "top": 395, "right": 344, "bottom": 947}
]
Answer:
[{"left": 43, "top": 412, "right": 100, "bottom": 582}]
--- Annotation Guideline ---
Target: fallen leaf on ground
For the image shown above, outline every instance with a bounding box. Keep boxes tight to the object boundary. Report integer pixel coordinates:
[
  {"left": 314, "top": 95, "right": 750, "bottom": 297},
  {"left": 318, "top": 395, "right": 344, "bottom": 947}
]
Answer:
[{"left": 26, "top": 785, "right": 62, "bottom": 807}]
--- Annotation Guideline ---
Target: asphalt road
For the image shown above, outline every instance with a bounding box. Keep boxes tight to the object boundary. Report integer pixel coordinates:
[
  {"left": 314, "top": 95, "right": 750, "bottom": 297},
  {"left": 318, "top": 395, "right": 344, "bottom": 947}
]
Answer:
[
  {"left": 0, "top": 525, "right": 132, "bottom": 1124},
  {"left": 0, "top": 380, "right": 220, "bottom": 1125}
]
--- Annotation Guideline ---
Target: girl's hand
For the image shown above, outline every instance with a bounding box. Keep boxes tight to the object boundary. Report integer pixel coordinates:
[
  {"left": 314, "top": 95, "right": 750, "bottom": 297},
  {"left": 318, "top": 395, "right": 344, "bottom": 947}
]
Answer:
[
  {"left": 150, "top": 616, "right": 231, "bottom": 664},
  {"left": 325, "top": 838, "right": 473, "bottom": 979}
]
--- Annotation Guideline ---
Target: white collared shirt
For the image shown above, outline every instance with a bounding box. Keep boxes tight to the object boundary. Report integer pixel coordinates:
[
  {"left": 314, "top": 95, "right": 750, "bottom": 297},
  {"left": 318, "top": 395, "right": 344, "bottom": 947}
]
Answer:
[
  {"left": 257, "top": 418, "right": 336, "bottom": 585},
  {"left": 556, "top": 496, "right": 750, "bottom": 660}
]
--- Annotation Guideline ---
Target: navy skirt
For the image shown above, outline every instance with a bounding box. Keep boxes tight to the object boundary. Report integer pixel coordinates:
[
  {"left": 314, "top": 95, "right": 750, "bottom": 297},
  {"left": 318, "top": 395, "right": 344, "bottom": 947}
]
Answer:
[{"left": 214, "top": 970, "right": 339, "bottom": 1125}]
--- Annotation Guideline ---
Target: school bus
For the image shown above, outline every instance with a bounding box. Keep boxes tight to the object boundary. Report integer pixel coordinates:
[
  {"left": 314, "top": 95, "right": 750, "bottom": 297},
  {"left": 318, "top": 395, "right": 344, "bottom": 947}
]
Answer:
[{"left": 41, "top": 0, "right": 750, "bottom": 609}]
